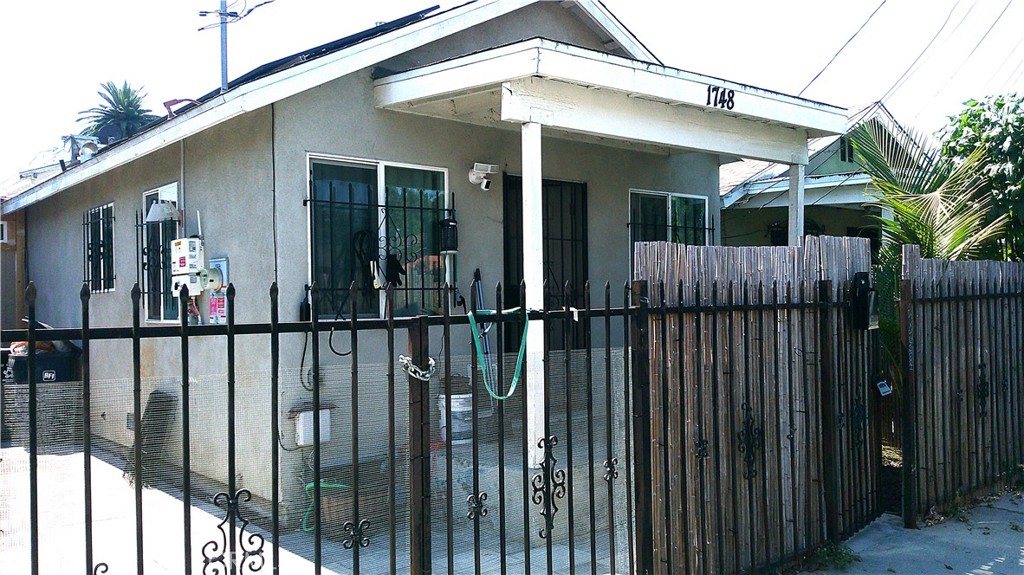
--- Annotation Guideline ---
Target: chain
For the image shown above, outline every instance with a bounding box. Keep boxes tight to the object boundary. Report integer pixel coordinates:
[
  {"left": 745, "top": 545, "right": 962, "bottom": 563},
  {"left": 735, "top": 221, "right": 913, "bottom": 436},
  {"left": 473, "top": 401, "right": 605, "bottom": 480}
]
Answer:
[{"left": 399, "top": 355, "right": 437, "bottom": 381}]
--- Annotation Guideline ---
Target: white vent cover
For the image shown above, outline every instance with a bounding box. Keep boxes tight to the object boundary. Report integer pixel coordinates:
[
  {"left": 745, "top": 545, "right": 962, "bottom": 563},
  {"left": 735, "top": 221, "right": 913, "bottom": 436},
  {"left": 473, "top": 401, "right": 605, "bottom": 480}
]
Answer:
[{"left": 295, "top": 408, "right": 331, "bottom": 446}]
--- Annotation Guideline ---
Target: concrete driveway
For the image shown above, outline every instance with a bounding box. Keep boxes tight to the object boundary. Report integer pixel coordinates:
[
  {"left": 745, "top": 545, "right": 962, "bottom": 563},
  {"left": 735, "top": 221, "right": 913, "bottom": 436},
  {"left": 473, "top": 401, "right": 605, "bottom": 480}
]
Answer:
[{"left": 811, "top": 492, "right": 1023, "bottom": 575}]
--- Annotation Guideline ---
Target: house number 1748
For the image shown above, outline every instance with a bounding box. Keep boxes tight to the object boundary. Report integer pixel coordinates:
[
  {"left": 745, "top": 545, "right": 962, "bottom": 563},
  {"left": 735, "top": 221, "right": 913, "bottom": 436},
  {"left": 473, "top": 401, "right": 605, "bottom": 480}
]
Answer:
[{"left": 706, "top": 85, "right": 735, "bottom": 110}]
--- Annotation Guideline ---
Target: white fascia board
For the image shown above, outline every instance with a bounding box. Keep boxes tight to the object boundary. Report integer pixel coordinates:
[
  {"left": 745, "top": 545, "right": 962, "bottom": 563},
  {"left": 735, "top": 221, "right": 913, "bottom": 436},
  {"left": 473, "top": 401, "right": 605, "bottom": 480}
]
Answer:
[
  {"left": 375, "top": 42, "right": 543, "bottom": 108},
  {"left": 744, "top": 172, "right": 871, "bottom": 193},
  {"left": 532, "top": 44, "right": 846, "bottom": 136},
  {"left": 729, "top": 178, "right": 874, "bottom": 209},
  {"left": 501, "top": 76, "right": 809, "bottom": 164},
  {"left": 376, "top": 39, "right": 846, "bottom": 139},
  {"left": 3, "top": 0, "right": 540, "bottom": 215},
  {"left": 571, "top": 0, "right": 660, "bottom": 63}
]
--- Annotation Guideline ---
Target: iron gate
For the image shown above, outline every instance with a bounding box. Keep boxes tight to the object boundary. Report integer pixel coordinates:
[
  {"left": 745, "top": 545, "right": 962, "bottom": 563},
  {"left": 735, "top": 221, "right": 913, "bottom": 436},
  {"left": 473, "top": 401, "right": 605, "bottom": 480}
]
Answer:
[{"left": 1, "top": 275, "right": 884, "bottom": 575}]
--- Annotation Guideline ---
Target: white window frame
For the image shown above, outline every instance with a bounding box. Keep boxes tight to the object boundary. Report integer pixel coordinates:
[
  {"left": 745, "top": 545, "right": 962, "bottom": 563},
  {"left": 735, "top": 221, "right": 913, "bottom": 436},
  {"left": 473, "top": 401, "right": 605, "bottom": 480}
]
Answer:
[
  {"left": 0, "top": 220, "right": 8, "bottom": 244},
  {"left": 629, "top": 188, "right": 710, "bottom": 247},
  {"left": 305, "top": 153, "right": 452, "bottom": 319},
  {"left": 142, "top": 183, "right": 180, "bottom": 323}
]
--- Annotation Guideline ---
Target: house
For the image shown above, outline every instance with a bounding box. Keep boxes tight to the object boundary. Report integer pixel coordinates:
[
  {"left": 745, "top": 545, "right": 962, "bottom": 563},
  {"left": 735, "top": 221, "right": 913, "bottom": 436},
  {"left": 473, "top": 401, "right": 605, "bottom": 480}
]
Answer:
[
  {"left": 0, "top": 0, "right": 846, "bottom": 524},
  {"left": 719, "top": 102, "right": 906, "bottom": 251}
]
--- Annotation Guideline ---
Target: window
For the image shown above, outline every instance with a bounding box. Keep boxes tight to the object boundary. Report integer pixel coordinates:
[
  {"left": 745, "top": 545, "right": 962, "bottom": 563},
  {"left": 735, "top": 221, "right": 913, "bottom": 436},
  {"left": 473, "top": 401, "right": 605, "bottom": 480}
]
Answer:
[
  {"left": 82, "top": 203, "right": 115, "bottom": 292},
  {"left": 629, "top": 190, "right": 710, "bottom": 246},
  {"left": 839, "top": 136, "right": 855, "bottom": 163},
  {"left": 0, "top": 221, "right": 8, "bottom": 244},
  {"left": 140, "top": 184, "right": 179, "bottom": 321},
  {"left": 308, "top": 158, "right": 448, "bottom": 318}
]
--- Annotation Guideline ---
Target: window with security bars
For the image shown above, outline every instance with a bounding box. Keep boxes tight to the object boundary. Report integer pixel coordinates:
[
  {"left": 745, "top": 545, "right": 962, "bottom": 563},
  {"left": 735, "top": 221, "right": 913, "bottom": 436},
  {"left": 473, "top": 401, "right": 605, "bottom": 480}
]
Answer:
[
  {"left": 82, "top": 203, "right": 115, "bottom": 292},
  {"left": 137, "top": 184, "right": 179, "bottom": 322},
  {"left": 308, "top": 159, "right": 449, "bottom": 318},
  {"left": 629, "top": 191, "right": 711, "bottom": 246}
]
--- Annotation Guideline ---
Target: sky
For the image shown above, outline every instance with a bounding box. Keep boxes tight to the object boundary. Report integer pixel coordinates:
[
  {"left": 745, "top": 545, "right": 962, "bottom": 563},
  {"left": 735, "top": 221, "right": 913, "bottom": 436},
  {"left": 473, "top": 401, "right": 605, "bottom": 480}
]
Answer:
[{"left": 0, "top": 0, "right": 1021, "bottom": 182}]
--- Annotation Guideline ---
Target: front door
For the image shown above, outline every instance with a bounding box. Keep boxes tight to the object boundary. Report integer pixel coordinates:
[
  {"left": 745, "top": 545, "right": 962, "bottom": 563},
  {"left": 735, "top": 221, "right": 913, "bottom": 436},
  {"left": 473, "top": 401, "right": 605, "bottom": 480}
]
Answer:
[{"left": 502, "top": 174, "right": 587, "bottom": 350}]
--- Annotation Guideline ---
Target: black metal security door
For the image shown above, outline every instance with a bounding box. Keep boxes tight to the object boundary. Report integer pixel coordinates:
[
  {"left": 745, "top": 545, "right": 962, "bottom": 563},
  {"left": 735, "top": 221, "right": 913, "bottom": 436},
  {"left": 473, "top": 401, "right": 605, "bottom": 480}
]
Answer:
[{"left": 502, "top": 174, "right": 588, "bottom": 349}]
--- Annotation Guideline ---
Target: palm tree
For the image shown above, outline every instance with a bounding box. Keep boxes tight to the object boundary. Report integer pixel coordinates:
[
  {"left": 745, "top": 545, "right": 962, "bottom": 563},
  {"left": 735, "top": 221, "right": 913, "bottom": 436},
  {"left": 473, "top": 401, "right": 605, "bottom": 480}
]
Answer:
[
  {"left": 850, "top": 121, "right": 1008, "bottom": 394},
  {"left": 851, "top": 121, "right": 1008, "bottom": 262},
  {"left": 77, "top": 81, "right": 160, "bottom": 141}
]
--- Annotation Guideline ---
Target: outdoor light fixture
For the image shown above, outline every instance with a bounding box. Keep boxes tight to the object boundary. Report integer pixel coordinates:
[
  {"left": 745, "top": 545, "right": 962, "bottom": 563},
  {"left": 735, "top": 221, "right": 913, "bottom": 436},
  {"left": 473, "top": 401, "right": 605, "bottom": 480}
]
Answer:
[
  {"left": 145, "top": 201, "right": 180, "bottom": 223},
  {"left": 468, "top": 162, "right": 498, "bottom": 191}
]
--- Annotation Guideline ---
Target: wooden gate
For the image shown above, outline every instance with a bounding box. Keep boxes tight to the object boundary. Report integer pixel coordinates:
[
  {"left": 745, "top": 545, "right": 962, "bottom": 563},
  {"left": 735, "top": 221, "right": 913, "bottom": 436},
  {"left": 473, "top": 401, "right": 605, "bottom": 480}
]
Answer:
[{"left": 633, "top": 236, "right": 883, "bottom": 575}]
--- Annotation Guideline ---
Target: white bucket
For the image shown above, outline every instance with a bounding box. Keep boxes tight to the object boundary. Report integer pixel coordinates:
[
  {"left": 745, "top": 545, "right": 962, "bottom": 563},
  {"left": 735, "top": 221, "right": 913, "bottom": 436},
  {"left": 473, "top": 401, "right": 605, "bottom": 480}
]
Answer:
[{"left": 438, "top": 393, "right": 474, "bottom": 445}]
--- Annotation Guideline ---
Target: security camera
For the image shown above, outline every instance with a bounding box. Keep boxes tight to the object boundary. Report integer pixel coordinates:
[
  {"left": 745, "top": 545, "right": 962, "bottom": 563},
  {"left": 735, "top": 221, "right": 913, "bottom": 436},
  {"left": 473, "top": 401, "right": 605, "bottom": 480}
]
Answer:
[
  {"left": 469, "top": 162, "right": 498, "bottom": 190},
  {"left": 469, "top": 170, "right": 492, "bottom": 190}
]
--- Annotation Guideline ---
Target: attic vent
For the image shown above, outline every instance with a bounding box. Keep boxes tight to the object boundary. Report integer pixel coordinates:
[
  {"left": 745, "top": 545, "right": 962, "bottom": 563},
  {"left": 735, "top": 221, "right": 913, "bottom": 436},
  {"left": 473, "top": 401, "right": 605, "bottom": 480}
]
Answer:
[{"left": 839, "top": 137, "right": 854, "bottom": 162}]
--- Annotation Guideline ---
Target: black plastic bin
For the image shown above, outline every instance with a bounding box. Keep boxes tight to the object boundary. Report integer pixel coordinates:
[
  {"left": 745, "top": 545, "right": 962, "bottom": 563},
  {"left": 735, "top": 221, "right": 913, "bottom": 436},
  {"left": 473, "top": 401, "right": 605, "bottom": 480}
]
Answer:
[
  {"left": 8, "top": 350, "right": 78, "bottom": 384},
  {"left": 2, "top": 350, "right": 82, "bottom": 447}
]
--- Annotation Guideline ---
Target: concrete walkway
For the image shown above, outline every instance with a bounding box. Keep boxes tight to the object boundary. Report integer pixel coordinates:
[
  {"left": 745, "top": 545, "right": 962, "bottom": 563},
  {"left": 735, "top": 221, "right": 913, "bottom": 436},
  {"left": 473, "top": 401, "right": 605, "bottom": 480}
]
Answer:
[{"left": 815, "top": 493, "right": 1023, "bottom": 575}]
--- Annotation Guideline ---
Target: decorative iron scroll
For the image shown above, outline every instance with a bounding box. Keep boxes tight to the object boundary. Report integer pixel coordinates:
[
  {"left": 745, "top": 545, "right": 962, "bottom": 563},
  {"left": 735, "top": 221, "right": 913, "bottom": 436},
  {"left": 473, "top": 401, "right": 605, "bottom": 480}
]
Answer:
[
  {"left": 694, "top": 437, "right": 709, "bottom": 459},
  {"left": 736, "top": 403, "right": 763, "bottom": 480},
  {"left": 976, "top": 363, "right": 989, "bottom": 418},
  {"left": 851, "top": 400, "right": 867, "bottom": 448},
  {"left": 202, "top": 489, "right": 265, "bottom": 575},
  {"left": 603, "top": 457, "right": 620, "bottom": 481},
  {"left": 342, "top": 519, "right": 371, "bottom": 550},
  {"left": 531, "top": 436, "right": 566, "bottom": 539},
  {"left": 467, "top": 492, "right": 488, "bottom": 520},
  {"left": 93, "top": 564, "right": 110, "bottom": 575}
]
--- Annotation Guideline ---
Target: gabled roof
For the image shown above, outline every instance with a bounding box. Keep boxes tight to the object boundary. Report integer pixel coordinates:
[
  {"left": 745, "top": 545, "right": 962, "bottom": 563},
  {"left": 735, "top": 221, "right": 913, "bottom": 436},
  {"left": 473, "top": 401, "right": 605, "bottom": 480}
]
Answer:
[
  {"left": 2, "top": 0, "right": 656, "bottom": 215},
  {"left": 721, "top": 102, "right": 905, "bottom": 209}
]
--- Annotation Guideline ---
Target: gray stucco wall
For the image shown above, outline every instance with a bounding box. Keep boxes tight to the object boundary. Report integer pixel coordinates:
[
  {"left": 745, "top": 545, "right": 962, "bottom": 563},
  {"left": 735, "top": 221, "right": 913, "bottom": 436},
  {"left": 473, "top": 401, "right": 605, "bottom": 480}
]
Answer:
[{"left": 15, "top": 5, "right": 723, "bottom": 517}]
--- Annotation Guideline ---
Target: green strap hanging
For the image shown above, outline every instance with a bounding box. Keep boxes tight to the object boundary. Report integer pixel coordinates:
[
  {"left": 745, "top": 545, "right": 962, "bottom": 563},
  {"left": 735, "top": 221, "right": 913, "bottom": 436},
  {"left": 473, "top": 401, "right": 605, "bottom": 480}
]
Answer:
[{"left": 468, "top": 308, "right": 529, "bottom": 400}]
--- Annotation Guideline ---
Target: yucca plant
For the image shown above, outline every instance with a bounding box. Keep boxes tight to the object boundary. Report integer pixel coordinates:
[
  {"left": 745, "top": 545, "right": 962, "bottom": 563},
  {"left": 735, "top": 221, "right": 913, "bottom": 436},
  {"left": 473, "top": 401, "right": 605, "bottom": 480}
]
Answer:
[
  {"left": 850, "top": 121, "right": 1008, "bottom": 396},
  {"left": 77, "top": 81, "right": 160, "bottom": 141}
]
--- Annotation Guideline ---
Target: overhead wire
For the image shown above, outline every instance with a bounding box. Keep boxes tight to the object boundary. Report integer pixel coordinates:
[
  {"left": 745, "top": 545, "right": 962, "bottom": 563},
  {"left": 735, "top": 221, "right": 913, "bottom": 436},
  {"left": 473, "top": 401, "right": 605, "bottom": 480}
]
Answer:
[
  {"left": 983, "top": 33, "right": 1024, "bottom": 90},
  {"left": 885, "top": 0, "right": 978, "bottom": 105},
  {"left": 879, "top": 0, "right": 964, "bottom": 104},
  {"left": 914, "top": 0, "right": 1014, "bottom": 120},
  {"left": 798, "top": 0, "right": 888, "bottom": 97}
]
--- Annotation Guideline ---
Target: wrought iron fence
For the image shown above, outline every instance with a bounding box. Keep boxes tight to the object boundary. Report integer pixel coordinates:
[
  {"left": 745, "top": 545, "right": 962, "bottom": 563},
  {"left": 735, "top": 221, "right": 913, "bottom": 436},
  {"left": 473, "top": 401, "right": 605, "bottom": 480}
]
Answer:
[
  {"left": 1, "top": 267, "right": 905, "bottom": 575},
  {"left": 1, "top": 280, "right": 636, "bottom": 575}
]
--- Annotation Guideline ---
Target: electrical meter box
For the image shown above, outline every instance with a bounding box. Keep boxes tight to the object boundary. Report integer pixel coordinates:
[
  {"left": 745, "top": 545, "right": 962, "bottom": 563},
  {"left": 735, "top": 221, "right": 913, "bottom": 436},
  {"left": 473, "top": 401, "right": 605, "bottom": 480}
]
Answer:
[
  {"left": 171, "top": 237, "right": 205, "bottom": 276},
  {"left": 172, "top": 274, "right": 204, "bottom": 297}
]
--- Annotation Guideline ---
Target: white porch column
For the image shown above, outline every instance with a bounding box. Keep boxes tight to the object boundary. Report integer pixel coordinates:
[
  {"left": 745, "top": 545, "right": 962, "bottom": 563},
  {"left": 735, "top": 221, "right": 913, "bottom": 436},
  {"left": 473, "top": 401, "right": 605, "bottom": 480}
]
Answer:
[
  {"left": 788, "top": 163, "right": 806, "bottom": 246},
  {"left": 522, "top": 121, "right": 546, "bottom": 468}
]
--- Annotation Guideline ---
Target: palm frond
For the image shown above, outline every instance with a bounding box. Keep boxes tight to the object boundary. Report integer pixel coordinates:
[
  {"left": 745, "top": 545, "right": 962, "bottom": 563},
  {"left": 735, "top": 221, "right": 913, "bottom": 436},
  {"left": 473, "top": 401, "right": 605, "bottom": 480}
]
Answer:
[{"left": 851, "top": 122, "right": 1007, "bottom": 260}]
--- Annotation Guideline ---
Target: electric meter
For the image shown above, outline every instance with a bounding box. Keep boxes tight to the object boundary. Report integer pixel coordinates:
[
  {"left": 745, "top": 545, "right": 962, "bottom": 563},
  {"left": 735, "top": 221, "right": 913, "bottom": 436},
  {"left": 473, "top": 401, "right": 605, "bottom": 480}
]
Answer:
[{"left": 171, "top": 237, "right": 205, "bottom": 276}]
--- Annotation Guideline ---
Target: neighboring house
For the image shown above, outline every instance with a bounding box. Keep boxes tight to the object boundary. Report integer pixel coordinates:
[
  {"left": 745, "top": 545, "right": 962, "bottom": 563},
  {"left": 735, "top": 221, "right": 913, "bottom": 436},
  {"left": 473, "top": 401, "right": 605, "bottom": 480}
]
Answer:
[
  {"left": 0, "top": 134, "right": 103, "bottom": 329},
  {"left": 720, "top": 103, "right": 905, "bottom": 252},
  {"left": 0, "top": 0, "right": 845, "bottom": 516}
]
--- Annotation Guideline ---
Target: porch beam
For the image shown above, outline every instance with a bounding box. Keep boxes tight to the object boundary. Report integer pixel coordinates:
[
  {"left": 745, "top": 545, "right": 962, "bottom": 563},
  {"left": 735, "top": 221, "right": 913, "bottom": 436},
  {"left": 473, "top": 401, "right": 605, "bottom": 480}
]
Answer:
[
  {"left": 501, "top": 77, "right": 810, "bottom": 165},
  {"left": 522, "top": 121, "right": 546, "bottom": 468},
  {"left": 788, "top": 163, "right": 805, "bottom": 246}
]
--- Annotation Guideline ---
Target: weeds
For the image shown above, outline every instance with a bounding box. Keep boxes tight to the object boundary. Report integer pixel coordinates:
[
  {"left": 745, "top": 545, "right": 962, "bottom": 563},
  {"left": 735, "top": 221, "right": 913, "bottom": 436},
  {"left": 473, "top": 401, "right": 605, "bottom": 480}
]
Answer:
[{"left": 808, "top": 542, "right": 861, "bottom": 571}]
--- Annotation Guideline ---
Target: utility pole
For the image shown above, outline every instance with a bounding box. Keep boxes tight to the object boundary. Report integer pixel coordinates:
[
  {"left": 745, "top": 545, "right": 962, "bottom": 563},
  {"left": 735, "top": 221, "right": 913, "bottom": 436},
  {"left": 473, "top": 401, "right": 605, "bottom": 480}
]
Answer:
[
  {"left": 199, "top": 1, "right": 275, "bottom": 94},
  {"left": 220, "top": 0, "right": 228, "bottom": 93}
]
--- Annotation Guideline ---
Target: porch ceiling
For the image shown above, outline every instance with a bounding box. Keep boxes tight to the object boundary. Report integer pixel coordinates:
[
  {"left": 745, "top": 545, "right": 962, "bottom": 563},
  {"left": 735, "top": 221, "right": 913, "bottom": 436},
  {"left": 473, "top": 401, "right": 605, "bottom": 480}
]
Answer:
[{"left": 374, "top": 39, "right": 847, "bottom": 164}]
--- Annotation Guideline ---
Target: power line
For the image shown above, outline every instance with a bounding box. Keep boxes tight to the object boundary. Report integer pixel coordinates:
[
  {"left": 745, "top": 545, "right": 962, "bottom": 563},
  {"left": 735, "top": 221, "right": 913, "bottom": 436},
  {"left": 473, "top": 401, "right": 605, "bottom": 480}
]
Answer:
[
  {"left": 916, "top": 0, "right": 1013, "bottom": 116},
  {"left": 885, "top": 0, "right": 978, "bottom": 104},
  {"left": 982, "top": 32, "right": 1024, "bottom": 93},
  {"left": 798, "top": 0, "right": 888, "bottom": 97},
  {"left": 879, "top": 0, "right": 963, "bottom": 104}
]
